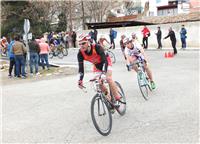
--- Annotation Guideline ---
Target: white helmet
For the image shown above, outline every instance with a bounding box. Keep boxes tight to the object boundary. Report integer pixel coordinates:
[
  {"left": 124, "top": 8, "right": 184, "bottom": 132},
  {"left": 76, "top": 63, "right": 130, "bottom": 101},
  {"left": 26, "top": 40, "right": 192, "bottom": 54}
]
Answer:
[
  {"left": 131, "top": 32, "right": 136, "bottom": 37},
  {"left": 123, "top": 37, "right": 132, "bottom": 44},
  {"left": 78, "top": 34, "right": 91, "bottom": 43}
]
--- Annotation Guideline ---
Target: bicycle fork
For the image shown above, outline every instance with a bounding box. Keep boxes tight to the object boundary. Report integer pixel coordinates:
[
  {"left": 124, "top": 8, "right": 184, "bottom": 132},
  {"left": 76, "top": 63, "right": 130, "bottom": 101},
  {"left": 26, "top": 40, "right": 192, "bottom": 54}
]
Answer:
[{"left": 97, "top": 94, "right": 108, "bottom": 116}]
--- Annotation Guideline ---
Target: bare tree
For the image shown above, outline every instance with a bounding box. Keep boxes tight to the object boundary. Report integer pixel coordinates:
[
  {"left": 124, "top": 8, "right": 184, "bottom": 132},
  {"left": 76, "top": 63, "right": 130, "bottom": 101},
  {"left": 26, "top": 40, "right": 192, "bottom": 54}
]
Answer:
[{"left": 85, "top": 0, "right": 111, "bottom": 22}]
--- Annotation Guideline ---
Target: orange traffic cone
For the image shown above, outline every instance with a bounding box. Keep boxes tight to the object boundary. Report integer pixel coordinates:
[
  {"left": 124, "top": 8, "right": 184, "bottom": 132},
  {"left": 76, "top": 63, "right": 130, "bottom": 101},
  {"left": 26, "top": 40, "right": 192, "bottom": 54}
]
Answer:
[
  {"left": 168, "top": 52, "right": 171, "bottom": 58},
  {"left": 165, "top": 52, "right": 168, "bottom": 58},
  {"left": 171, "top": 52, "right": 174, "bottom": 57}
]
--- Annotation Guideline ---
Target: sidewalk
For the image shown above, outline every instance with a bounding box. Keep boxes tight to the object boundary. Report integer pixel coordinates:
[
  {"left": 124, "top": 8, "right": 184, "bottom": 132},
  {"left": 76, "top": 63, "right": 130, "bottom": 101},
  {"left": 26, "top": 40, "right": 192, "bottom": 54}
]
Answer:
[{"left": 0, "top": 63, "right": 78, "bottom": 86}]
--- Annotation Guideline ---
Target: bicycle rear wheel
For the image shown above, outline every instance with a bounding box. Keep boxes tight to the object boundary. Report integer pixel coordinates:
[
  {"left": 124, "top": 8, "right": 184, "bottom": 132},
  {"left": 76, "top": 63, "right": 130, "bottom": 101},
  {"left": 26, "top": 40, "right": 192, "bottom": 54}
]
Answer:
[
  {"left": 137, "top": 71, "right": 149, "bottom": 100},
  {"left": 49, "top": 52, "right": 53, "bottom": 59},
  {"left": 63, "top": 48, "right": 68, "bottom": 56},
  {"left": 107, "top": 50, "right": 116, "bottom": 64},
  {"left": 57, "top": 51, "right": 64, "bottom": 59},
  {"left": 114, "top": 81, "right": 126, "bottom": 116},
  {"left": 91, "top": 94, "right": 112, "bottom": 136}
]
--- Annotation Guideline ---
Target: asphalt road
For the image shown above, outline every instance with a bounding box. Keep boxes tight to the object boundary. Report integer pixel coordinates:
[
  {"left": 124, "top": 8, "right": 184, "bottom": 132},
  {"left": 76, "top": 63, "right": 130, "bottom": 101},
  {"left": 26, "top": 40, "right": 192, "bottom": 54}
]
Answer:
[{"left": 1, "top": 49, "right": 199, "bottom": 143}]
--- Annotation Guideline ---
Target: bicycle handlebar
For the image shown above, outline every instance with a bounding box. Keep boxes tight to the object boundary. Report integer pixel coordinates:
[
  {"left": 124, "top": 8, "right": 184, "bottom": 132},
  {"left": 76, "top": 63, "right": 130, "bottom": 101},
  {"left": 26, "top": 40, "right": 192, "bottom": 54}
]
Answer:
[{"left": 80, "top": 72, "right": 107, "bottom": 93}]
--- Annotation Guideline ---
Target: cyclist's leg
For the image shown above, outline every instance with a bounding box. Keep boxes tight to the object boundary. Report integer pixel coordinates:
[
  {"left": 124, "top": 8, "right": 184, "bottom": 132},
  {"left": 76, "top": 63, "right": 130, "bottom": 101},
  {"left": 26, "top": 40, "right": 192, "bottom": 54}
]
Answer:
[
  {"left": 105, "top": 69, "right": 120, "bottom": 101},
  {"left": 129, "top": 56, "right": 139, "bottom": 72},
  {"left": 143, "top": 62, "right": 153, "bottom": 81}
]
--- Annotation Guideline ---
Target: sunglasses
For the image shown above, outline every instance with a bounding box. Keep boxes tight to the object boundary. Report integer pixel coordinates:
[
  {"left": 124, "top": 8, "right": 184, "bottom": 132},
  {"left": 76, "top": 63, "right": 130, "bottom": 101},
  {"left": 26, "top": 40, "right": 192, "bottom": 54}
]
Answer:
[{"left": 79, "top": 42, "right": 87, "bottom": 46}]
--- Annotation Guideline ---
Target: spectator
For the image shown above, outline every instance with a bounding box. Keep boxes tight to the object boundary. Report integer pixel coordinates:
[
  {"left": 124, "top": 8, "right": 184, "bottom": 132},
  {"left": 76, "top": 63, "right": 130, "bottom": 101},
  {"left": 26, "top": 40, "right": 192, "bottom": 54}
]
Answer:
[
  {"left": 89, "top": 30, "right": 94, "bottom": 43},
  {"left": 120, "top": 35, "right": 126, "bottom": 60},
  {"left": 164, "top": 27, "right": 177, "bottom": 55},
  {"left": 94, "top": 29, "right": 98, "bottom": 44},
  {"left": 109, "top": 28, "right": 116, "bottom": 49},
  {"left": 8, "top": 37, "right": 16, "bottom": 77},
  {"left": 12, "top": 35, "right": 27, "bottom": 78},
  {"left": 141, "top": 25, "right": 150, "bottom": 49},
  {"left": 72, "top": 31, "right": 77, "bottom": 48},
  {"left": 28, "top": 36, "right": 40, "bottom": 75},
  {"left": 155, "top": 26, "right": 162, "bottom": 49},
  {"left": 39, "top": 38, "right": 50, "bottom": 70},
  {"left": 64, "top": 32, "right": 69, "bottom": 48},
  {"left": 47, "top": 32, "right": 53, "bottom": 44},
  {"left": 180, "top": 24, "right": 187, "bottom": 49}
]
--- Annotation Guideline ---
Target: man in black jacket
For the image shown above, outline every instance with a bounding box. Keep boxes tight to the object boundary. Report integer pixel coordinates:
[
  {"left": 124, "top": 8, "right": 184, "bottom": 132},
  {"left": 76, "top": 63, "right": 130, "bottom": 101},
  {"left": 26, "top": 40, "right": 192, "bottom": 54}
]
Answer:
[
  {"left": 164, "top": 27, "right": 177, "bottom": 55},
  {"left": 155, "top": 26, "right": 162, "bottom": 49}
]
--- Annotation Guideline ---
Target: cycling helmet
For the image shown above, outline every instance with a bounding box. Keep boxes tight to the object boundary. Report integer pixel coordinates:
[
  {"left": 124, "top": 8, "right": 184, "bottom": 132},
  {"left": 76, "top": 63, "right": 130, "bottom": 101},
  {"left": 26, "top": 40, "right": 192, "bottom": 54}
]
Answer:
[
  {"left": 78, "top": 34, "right": 91, "bottom": 43},
  {"left": 121, "top": 34, "right": 126, "bottom": 39},
  {"left": 131, "top": 32, "right": 136, "bottom": 37},
  {"left": 123, "top": 37, "right": 132, "bottom": 44}
]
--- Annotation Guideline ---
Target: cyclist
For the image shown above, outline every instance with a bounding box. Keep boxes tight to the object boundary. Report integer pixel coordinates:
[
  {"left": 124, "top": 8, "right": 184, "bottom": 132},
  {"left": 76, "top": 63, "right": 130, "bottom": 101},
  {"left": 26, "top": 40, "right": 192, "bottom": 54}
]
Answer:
[
  {"left": 124, "top": 37, "right": 156, "bottom": 89},
  {"left": 0, "top": 37, "right": 8, "bottom": 56},
  {"left": 98, "top": 35, "right": 112, "bottom": 50},
  {"left": 77, "top": 34, "right": 121, "bottom": 106}
]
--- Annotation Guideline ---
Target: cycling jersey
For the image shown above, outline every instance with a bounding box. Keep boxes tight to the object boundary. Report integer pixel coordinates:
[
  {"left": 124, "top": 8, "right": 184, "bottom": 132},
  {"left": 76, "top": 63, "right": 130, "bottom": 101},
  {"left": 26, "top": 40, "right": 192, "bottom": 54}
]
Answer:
[
  {"left": 124, "top": 41, "right": 144, "bottom": 60},
  {"left": 77, "top": 44, "right": 109, "bottom": 80}
]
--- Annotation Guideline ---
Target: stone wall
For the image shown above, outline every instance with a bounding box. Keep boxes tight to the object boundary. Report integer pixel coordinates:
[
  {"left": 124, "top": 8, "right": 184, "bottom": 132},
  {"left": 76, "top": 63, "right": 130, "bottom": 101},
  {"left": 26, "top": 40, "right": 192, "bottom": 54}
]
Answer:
[{"left": 78, "top": 21, "right": 200, "bottom": 48}]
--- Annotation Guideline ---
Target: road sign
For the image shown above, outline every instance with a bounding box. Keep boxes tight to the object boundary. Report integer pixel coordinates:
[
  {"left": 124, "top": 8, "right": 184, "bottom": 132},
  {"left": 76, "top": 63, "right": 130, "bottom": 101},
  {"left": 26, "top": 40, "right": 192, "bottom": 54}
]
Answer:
[{"left": 24, "top": 19, "right": 30, "bottom": 34}]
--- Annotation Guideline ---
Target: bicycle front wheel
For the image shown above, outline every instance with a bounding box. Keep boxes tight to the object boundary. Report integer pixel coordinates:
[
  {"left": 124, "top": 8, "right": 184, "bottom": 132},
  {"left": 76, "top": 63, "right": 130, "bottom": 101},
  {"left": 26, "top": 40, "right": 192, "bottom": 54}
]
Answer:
[
  {"left": 91, "top": 94, "right": 112, "bottom": 136},
  {"left": 137, "top": 71, "right": 149, "bottom": 100},
  {"left": 107, "top": 50, "right": 116, "bottom": 64},
  {"left": 114, "top": 81, "right": 126, "bottom": 116}
]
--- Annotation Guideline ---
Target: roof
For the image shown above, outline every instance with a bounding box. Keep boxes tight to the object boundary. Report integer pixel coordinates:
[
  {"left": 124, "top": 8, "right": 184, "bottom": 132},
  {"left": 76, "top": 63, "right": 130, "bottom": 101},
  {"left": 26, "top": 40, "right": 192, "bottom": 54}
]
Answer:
[
  {"left": 85, "top": 20, "right": 153, "bottom": 29},
  {"left": 136, "top": 12, "right": 200, "bottom": 24},
  {"left": 85, "top": 12, "right": 200, "bottom": 29}
]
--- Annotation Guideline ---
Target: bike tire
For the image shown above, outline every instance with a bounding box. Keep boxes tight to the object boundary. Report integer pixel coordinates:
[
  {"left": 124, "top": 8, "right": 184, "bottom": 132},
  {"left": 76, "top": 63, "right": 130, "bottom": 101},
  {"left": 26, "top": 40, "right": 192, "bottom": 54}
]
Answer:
[
  {"left": 114, "top": 81, "right": 126, "bottom": 116},
  {"left": 91, "top": 94, "right": 112, "bottom": 136},
  {"left": 49, "top": 52, "right": 53, "bottom": 59},
  {"left": 107, "top": 50, "right": 116, "bottom": 64},
  {"left": 137, "top": 71, "right": 149, "bottom": 100},
  {"left": 63, "top": 48, "right": 68, "bottom": 56},
  {"left": 57, "top": 52, "right": 64, "bottom": 59}
]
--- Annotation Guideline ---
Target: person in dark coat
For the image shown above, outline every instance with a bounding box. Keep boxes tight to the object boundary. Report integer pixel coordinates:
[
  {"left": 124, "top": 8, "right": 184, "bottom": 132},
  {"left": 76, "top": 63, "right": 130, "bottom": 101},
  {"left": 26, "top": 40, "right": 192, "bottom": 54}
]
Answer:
[
  {"left": 93, "top": 29, "right": 98, "bottom": 44},
  {"left": 155, "top": 26, "right": 162, "bottom": 49},
  {"left": 109, "top": 28, "right": 115, "bottom": 49},
  {"left": 164, "top": 27, "right": 177, "bottom": 55},
  {"left": 72, "top": 31, "right": 77, "bottom": 48},
  {"left": 180, "top": 24, "right": 187, "bottom": 49}
]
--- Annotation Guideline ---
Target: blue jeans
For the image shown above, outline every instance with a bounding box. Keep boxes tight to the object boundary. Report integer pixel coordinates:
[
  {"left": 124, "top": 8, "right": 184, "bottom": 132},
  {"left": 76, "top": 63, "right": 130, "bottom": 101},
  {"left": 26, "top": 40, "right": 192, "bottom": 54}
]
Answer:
[
  {"left": 181, "top": 38, "right": 186, "bottom": 48},
  {"left": 30, "top": 52, "right": 39, "bottom": 73},
  {"left": 40, "top": 54, "right": 49, "bottom": 69},
  {"left": 15, "top": 55, "right": 26, "bottom": 77}
]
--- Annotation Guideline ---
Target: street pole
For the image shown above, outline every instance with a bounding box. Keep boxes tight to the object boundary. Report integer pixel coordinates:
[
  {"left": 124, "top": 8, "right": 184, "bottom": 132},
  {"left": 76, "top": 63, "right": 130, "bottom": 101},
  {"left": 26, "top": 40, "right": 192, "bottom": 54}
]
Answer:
[{"left": 24, "top": 19, "right": 30, "bottom": 67}]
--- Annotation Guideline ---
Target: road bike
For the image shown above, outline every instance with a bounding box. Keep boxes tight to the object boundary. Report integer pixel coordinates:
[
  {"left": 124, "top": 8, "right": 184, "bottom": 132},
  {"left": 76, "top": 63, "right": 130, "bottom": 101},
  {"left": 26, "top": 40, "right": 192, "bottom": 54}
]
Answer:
[
  {"left": 49, "top": 44, "right": 68, "bottom": 59},
  {"left": 82, "top": 73, "right": 126, "bottom": 136},
  {"left": 131, "top": 58, "right": 152, "bottom": 100}
]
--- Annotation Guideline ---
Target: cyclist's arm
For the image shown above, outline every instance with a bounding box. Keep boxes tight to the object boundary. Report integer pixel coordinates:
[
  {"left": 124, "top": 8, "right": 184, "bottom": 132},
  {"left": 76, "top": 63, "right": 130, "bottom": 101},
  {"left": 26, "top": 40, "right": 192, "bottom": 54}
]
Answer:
[
  {"left": 134, "top": 41, "right": 148, "bottom": 62},
  {"left": 124, "top": 48, "right": 131, "bottom": 65},
  {"left": 77, "top": 51, "right": 84, "bottom": 81},
  {"left": 138, "top": 44, "right": 148, "bottom": 62},
  {"left": 95, "top": 45, "right": 108, "bottom": 72}
]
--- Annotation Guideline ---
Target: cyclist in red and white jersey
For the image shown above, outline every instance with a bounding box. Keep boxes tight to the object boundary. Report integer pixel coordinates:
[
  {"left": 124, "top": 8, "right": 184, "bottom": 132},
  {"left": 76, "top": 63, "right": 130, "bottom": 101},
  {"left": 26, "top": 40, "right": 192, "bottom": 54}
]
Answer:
[{"left": 77, "top": 34, "right": 121, "bottom": 105}]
